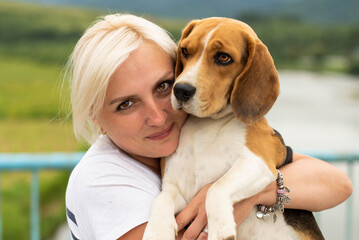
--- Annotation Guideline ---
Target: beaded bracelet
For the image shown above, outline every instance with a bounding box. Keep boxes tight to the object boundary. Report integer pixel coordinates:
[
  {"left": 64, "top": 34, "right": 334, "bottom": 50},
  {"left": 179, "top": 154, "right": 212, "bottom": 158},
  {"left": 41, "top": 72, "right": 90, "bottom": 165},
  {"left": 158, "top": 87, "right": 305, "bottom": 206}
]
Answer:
[{"left": 256, "top": 169, "right": 291, "bottom": 222}]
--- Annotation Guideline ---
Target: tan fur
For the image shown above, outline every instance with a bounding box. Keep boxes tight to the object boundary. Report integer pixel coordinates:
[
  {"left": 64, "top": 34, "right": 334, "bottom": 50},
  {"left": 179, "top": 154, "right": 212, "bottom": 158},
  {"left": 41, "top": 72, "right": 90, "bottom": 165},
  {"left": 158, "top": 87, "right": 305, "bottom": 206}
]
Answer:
[
  {"left": 176, "top": 18, "right": 247, "bottom": 117},
  {"left": 245, "top": 118, "right": 287, "bottom": 175},
  {"left": 296, "top": 231, "right": 313, "bottom": 240}
]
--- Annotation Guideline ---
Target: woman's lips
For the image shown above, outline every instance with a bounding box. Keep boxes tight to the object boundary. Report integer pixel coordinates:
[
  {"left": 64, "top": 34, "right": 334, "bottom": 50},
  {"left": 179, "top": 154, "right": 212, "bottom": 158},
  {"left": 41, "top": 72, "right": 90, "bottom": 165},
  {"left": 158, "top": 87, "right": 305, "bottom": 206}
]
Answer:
[{"left": 147, "top": 124, "right": 174, "bottom": 140}]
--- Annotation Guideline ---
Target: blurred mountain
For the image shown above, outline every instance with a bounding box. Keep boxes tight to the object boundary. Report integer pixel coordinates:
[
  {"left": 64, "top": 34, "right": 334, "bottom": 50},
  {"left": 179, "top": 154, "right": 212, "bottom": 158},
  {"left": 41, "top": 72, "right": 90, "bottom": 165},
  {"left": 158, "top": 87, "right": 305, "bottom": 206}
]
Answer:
[{"left": 13, "top": 0, "right": 359, "bottom": 24}]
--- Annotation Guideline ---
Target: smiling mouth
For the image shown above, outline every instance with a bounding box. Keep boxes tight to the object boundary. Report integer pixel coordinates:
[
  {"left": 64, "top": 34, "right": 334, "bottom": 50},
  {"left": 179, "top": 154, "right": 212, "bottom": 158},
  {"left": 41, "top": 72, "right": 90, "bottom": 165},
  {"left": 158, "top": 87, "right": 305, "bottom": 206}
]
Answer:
[{"left": 147, "top": 124, "right": 174, "bottom": 140}]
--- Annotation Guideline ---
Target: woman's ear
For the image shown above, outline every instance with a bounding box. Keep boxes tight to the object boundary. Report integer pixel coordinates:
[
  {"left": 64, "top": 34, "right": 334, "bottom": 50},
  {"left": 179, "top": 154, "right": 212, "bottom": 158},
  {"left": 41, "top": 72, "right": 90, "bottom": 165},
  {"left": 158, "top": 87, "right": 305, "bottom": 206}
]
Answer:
[
  {"left": 230, "top": 35, "right": 280, "bottom": 125},
  {"left": 175, "top": 20, "right": 199, "bottom": 78},
  {"left": 93, "top": 118, "right": 106, "bottom": 135}
]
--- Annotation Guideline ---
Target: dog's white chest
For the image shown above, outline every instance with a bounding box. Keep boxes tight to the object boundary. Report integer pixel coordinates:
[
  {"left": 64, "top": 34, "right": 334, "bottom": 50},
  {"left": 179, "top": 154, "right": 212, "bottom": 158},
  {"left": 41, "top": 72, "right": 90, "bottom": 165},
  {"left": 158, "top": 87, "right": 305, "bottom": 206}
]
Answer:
[{"left": 163, "top": 114, "right": 249, "bottom": 201}]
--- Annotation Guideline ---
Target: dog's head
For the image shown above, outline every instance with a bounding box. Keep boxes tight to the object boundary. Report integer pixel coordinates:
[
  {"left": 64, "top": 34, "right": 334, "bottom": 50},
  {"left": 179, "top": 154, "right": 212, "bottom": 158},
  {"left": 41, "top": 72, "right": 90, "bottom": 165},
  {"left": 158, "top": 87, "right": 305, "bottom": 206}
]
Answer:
[{"left": 172, "top": 17, "right": 279, "bottom": 125}]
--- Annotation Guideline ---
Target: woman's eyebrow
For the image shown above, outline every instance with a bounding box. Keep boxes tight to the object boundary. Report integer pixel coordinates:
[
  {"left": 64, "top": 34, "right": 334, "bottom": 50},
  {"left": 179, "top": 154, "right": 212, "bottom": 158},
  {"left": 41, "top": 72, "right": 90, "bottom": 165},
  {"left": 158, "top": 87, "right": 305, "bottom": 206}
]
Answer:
[
  {"left": 109, "top": 95, "right": 136, "bottom": 105},
  {"left": 152, "top": 71, "right": 174, "bottom": 90},
  {"left": 158, "top": 71, "right": 173, "bottom": 82}
]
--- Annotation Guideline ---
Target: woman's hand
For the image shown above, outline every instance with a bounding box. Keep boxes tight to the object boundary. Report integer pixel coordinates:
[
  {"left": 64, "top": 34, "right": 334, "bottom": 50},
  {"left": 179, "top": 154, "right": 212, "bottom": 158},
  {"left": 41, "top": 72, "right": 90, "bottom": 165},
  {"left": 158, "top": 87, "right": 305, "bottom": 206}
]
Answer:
[
  {"left": 176, "top": 183, "right": 211, "bottom": 240},
  {"left": 233, "top": 195, "right": 258, "bottom": 226}
]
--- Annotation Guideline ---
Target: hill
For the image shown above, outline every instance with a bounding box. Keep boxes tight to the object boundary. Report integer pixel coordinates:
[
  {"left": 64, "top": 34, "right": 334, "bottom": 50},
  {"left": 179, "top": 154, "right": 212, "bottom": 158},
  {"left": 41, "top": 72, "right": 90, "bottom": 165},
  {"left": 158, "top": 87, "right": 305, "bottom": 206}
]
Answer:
[{"left": 11, "top": 0, "right": 359, "bottom": 24}]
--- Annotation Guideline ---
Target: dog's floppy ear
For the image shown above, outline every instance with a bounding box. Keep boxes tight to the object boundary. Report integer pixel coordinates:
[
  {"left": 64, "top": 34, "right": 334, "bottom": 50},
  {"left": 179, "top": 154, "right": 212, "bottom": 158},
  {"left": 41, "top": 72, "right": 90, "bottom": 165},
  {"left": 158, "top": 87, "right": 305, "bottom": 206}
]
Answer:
[
  {"left": 230, "top": 34, "right": 279, "bottom": 125},
  {"left": 175, "top": 20, "right": 199, "bottom": 78}
]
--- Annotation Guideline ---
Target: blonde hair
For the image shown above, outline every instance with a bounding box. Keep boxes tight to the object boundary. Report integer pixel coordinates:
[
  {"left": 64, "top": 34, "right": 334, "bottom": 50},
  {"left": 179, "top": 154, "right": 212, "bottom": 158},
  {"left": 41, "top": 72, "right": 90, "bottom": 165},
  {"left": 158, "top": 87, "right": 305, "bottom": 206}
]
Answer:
[{"left": 64, "top": 14, "right": 177, "bottom": 144}]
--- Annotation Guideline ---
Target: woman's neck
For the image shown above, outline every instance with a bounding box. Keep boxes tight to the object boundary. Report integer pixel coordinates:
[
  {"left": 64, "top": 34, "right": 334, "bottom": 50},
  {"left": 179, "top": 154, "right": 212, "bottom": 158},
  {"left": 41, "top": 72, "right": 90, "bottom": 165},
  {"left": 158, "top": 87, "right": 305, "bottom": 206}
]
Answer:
[
  {"left": 129, "top": 153, "right": 161, "bottom": 176},
  {"left": 106, "top": 136, "right": 161, "bottom": 176}
]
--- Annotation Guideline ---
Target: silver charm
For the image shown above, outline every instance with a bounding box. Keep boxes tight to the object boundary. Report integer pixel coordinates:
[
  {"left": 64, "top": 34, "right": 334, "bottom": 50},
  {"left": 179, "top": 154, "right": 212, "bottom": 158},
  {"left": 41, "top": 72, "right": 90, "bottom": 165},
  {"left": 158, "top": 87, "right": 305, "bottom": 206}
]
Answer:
[
  {"left": 263, "top": 213, "right": 271, "bottom": 221},
  {"left": 256, "top": 211, "right": 264, "bottom": 219}
]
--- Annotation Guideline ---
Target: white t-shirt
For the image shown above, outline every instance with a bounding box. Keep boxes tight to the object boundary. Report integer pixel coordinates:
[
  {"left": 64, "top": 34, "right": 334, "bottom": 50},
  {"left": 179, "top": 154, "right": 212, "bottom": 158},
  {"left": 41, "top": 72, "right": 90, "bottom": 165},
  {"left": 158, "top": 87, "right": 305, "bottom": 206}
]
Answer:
[{"left": 66, "top": 135, "right": 161, "bottom": 240}]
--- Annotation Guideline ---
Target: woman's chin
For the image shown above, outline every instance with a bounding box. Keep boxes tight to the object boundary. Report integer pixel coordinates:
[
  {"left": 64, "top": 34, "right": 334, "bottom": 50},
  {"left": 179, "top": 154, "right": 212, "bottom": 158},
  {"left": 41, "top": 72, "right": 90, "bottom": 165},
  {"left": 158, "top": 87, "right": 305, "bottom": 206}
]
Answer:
[{"left": 157, "top": 141, "right": 178, "bottom": 157}]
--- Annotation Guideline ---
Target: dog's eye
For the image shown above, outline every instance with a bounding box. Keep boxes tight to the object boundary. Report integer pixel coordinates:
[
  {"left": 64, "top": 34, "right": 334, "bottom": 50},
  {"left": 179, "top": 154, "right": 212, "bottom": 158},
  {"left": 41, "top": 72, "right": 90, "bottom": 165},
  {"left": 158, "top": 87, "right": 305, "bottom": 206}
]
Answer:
[
  {"left": 215, "top": 52, "right": 233, "bottom": 65},
  {"left": 181, "top": 47, "right": 189, "bottom": 59}
]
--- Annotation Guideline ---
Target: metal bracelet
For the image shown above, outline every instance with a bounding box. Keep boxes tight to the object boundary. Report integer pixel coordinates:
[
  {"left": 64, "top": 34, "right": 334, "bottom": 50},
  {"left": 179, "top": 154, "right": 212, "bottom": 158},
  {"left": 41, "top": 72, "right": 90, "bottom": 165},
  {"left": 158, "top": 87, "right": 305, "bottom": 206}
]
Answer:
[{"left": 256, "top": 169, "right": 291, "bottom": 222}]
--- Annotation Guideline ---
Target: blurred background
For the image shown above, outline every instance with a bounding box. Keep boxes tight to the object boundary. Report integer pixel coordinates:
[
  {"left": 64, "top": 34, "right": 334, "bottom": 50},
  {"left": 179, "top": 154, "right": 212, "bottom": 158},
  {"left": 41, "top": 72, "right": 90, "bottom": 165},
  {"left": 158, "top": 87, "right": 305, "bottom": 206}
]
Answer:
[{"left": 0, "top": 0, "right": 358, "bottom": 239}]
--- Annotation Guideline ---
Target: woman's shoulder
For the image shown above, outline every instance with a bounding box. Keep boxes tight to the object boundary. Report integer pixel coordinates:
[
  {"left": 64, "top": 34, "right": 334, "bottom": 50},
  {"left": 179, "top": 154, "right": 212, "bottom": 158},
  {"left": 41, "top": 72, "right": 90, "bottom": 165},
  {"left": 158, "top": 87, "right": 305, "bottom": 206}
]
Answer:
[
  {"left": 65, "top": 135, "right": 161, "bottom": 240},
  {"left": 66, "top": 135, "right": 161, "bottom": 196}
]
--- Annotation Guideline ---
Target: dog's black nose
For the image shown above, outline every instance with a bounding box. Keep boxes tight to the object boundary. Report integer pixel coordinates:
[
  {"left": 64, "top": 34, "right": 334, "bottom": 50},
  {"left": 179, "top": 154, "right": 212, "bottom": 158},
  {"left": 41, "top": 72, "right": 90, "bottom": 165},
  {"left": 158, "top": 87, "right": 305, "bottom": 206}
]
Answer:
[{"left": 174, "top": 83, "right": 196, "bottom": 102}]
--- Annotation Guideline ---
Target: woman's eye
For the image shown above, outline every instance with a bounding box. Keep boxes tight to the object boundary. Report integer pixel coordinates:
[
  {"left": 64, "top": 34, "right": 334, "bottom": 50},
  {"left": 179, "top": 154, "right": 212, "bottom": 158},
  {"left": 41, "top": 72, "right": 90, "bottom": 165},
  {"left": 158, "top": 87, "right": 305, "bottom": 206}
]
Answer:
[
  {"left": 215, "top": 52, "right": 233, "bottom": 65},
  {"left": 117, "top": 100, "right": 133, "bottom": 111},
  {"left": 157, "top": 80, "right": 174, "bottom": 92}
]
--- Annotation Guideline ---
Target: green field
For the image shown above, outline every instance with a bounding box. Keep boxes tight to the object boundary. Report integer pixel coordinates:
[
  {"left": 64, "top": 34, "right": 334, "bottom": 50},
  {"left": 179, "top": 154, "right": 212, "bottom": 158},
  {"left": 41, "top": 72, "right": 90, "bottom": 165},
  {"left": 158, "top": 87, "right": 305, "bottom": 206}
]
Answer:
[{"left": 0, "top": 57, "right": 86, "bottom": 152}]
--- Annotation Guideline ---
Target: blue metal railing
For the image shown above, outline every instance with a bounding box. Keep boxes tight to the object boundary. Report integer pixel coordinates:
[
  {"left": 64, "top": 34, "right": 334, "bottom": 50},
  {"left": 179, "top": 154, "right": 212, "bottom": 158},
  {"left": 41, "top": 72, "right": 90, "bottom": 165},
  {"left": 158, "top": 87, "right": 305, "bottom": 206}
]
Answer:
[
  {"left": 0, "top": 152, "right": 357, "bottom": 240},
  {"left": 310, "top": 152, "right": 358, "bottom": 240},
  {"left": 0, "top": 152, "right": 84, "bottom": 240}
]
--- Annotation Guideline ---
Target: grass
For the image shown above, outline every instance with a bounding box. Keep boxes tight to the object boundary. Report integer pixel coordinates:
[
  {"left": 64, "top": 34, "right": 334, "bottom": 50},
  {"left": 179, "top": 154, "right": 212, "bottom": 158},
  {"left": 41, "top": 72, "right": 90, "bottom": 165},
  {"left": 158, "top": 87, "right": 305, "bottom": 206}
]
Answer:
[
  {"left": 0, "top": 57, "right": 65, "bottom": 119},
  {"left": 0, "top": 119, "right": 86, "bottom": 152}
]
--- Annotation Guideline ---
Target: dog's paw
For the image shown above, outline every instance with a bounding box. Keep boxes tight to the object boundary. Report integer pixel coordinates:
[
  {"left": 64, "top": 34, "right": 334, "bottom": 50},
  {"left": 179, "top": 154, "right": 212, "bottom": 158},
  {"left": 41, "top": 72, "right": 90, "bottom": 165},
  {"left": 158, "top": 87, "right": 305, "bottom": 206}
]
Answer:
[
  {"left": 143, "top": 216, "right": 178, "bottom": 240},
  {"left": 207, "top": 210, "right": 236, "bottom": 240},
  {"left": 206, "top": 199, "right": 237, "bottom": 240},
  {"left": 208, "top": 224, "right": 236, "bottom": 240}
]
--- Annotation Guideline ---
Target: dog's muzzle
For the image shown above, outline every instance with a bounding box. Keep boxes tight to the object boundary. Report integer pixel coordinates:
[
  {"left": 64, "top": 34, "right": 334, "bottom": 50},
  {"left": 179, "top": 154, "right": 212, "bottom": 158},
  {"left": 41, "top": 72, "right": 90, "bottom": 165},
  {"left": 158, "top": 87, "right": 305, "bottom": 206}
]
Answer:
[{"left": 173, "top": 83, "right": 196, "bottom": 102}]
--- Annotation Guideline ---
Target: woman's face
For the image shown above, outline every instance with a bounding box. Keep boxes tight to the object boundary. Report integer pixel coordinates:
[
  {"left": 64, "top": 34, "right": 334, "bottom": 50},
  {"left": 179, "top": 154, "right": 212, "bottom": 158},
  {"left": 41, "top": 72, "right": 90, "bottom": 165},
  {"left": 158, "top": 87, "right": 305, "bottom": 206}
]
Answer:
[{"left": 98, "top": 41, "right": 187, "bottom": 163}]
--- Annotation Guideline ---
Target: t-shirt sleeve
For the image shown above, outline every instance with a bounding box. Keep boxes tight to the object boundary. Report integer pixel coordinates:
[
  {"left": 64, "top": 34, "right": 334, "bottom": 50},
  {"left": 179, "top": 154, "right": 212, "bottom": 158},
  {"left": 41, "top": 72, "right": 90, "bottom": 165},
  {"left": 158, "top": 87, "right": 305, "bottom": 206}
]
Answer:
[{"left": 69, "top": 160, "right": 160, "bottom": 240}]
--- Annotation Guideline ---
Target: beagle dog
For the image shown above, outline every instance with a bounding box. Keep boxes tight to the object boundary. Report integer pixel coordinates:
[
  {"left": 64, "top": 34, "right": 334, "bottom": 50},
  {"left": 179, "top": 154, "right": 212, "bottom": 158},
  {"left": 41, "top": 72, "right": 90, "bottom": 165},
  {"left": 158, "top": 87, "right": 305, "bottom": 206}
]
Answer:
[{"left": 143, "top": 17, "right": 323, "bottom": 240}]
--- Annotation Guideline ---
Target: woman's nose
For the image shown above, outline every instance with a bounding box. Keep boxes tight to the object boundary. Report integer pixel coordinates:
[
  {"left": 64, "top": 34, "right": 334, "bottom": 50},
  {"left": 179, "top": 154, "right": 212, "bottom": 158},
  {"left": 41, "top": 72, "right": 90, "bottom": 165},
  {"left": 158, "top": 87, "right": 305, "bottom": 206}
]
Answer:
[{"left": 145, "top": 99, "right": 167, "bottom": 126}]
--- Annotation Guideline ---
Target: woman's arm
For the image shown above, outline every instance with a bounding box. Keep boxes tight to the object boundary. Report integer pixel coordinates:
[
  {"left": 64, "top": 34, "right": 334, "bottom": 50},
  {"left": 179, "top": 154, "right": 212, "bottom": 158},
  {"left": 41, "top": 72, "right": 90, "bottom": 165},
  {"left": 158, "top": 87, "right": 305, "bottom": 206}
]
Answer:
[
  {"left": 257, "top": 153, "right": 353, "bottom": 211},
  {"left": 233, "top": 153, "right": 353, "bottom": 225}
]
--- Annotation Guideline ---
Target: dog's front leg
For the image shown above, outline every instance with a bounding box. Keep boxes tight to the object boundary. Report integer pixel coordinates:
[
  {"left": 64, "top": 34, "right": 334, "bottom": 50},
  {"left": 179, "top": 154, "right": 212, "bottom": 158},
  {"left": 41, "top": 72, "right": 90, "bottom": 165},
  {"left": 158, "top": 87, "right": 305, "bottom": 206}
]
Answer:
[
  {"left": 205, "top": 154, "right": 275, "bottom": 240},
  {"left": 143, "top": 182, "right": 186, "bottom": 240}
]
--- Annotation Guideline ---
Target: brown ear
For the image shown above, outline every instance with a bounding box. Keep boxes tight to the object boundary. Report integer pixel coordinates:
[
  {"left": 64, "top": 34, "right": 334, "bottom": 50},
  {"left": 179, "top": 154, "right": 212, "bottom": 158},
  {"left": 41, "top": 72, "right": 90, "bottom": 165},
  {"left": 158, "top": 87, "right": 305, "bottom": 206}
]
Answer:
[
  {"left": 175, "top": 20, "right": 199, "bottom": 78},
  {"left": 230, "top": 35, "right": 280, "bottom": 125}
]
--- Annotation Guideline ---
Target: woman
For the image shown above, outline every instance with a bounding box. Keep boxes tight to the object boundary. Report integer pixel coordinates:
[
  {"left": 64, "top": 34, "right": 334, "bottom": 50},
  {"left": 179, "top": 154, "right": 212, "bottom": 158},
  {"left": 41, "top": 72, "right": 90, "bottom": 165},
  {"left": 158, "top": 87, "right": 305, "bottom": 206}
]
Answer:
[{"left": 64, "top": 13, "right": 352, "bottom": 240}]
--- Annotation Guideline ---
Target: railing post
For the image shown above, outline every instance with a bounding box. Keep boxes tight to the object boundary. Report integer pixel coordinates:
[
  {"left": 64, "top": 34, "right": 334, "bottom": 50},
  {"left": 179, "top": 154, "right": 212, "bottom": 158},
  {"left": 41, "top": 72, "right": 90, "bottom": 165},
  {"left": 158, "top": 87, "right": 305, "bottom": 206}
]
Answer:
[
  {"left": 345, "top": 160, "right": 353, "bottom": 240},
  {"left": 0, "top": 172, "right": 2, "bottom": 240},
  {"left": 31, "top": 170, "right": 40, "bottom": 240}
]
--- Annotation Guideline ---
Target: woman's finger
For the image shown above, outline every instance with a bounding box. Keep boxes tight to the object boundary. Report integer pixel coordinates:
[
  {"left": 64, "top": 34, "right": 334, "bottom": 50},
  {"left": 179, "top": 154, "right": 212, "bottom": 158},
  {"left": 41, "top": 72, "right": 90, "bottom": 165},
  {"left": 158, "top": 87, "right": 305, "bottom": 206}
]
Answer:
[
  {"left": 181, "top": 214, "right": 207, "bottom": 240},
  {"left": 176, "top": 183, "right": 211, "bottom": 233},
  {"left": 197, "top": 232, "right": 208, "bottom": 240},
  {"left": 175, "top": 207, "right": 197, "bottom": 232}
]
